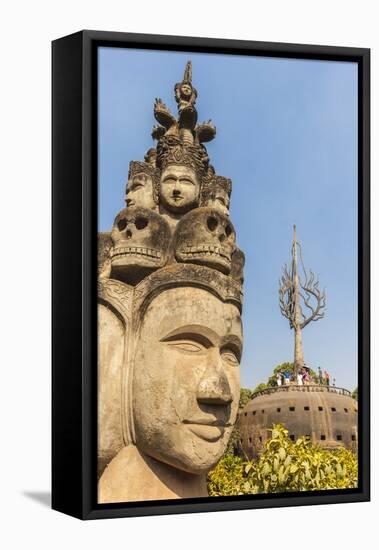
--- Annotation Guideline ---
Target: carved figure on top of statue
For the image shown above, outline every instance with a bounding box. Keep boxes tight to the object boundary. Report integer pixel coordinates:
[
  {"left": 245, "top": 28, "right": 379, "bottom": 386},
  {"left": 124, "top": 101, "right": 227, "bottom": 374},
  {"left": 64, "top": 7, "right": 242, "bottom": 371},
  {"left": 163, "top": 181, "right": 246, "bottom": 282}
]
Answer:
[
  {"left": 97, "top": 60, "right": 247, "bottom": 503},
  {"left": 201, "top": 175, "right": 232, "bottom": 216},
  {"left": 174, "top": 61, "right": 198, "bottom": 131},
  {"left": 125, "top": 161, "right": 158, "bottom": 210},
  {"left": 152, "top": 61, "right": 216, "bottom": 148},
  {"left": 173, "top": 207, "right": 236, "bottom": 275},
  {"left": 110, "top": 206, "right": 171, "bottom": 285},
  {"left": 156, "top": 139, "right": 206, "bottom": 225}
]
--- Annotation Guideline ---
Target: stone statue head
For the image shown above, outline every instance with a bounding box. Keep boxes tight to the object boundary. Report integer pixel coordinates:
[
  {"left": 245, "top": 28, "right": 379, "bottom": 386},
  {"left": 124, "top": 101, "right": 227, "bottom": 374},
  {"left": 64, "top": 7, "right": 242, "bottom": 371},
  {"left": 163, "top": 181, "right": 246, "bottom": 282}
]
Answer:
[
  {"left": 129, "top": 265, "right": 242, "bottom": 474},
  {"left": 231, "top": 247, "right": 245, "bottom": 285},
  {"left": 160, "top": 164, "right": 200, "bottom": 215},
  {"left": 98, "top": 61, "right": 245, "bottom": 501},
  {"left": 174, "top": 207, "right": 236, "bottom": 275},
  {"left": 201, "top": 176, "right": 232, "bottom": 216},
  {"left": 125, "top": 161, "right": 158, "bottom": 210},
  {"left": 110, "top": 207, "right": 171, "bottom": 285}
]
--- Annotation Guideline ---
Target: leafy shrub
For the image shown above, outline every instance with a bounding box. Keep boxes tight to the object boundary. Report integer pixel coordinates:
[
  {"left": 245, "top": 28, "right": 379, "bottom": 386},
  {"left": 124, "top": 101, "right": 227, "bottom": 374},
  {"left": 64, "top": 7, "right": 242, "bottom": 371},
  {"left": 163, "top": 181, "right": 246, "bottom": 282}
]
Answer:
[{"left": 208, "top": 424, "right": 358, "bottom": 496}]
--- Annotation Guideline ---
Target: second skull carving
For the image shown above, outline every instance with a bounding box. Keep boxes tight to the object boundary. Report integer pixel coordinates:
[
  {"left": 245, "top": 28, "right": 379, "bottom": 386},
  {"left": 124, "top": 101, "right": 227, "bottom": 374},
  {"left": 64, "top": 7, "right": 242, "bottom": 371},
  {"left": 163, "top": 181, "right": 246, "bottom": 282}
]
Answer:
[
  {"left": 173, "top": 207, "right": 236, "bottom": 274},
  {"left": 111, "top": 207, "right": 172, "bottom": 285}
]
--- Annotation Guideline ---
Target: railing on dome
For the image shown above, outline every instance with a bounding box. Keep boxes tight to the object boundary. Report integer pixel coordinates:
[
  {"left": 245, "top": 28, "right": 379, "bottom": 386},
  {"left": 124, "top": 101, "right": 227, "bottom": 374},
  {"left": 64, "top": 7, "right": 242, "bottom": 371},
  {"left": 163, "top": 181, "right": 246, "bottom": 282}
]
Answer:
[{"left": 251, "top": 384, "right": 352, "bottom": 400}]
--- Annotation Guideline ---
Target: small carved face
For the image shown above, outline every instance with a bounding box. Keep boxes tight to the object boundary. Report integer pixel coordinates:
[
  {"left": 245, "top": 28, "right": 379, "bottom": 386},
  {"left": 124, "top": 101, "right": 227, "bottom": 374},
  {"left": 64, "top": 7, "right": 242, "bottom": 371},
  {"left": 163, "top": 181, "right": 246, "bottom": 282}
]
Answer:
[
  {"left": 230, "top": 247, "right": 245, "bottom": 285},
  {"left": 174, "top": 207, "right": 236, "bottom": 274},
  {"left": 180, "top": 84, "right": 192, "bottom": 98},
  {"left": 203, "top": 188, "right": 230, "bottom": 216},
  {"left": 125, "top": 173, "right": 156, "bottom": 210},
  {"left": 110, "top": 207, "right": 171, "bottom": 285},
  {"left": 160, "top": 164, "right": 200, "bottom": 215},
  {"left": 133, "top": 287, "right": 242, "bottom": 474}
]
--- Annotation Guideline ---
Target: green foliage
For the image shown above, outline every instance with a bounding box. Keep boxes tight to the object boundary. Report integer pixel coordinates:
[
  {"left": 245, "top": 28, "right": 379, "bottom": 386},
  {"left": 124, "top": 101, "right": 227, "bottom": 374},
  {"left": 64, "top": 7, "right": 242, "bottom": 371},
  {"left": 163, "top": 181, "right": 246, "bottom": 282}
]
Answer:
[
  {"left": 225, "top": 388, "right": 253, "bottom": 457},
  {"left": 239, "top": 388, "right": 253, "bottom": 410},
  {"left": 352, "top": 387, "right": 358, "bottom": 401},
  {"left": 208, "top": 425, "right": 358, "bottom": 496},
  {"left": 252, "top": 382, "right": 269, "bottom": 394}
]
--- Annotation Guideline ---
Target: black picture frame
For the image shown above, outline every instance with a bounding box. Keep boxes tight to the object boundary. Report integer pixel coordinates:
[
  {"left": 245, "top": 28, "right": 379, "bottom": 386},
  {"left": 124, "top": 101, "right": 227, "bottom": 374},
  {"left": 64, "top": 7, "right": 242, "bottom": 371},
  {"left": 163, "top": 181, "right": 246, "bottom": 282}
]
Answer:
[{"left": 52, "top": 30, "right": 370, "bottom": 520}]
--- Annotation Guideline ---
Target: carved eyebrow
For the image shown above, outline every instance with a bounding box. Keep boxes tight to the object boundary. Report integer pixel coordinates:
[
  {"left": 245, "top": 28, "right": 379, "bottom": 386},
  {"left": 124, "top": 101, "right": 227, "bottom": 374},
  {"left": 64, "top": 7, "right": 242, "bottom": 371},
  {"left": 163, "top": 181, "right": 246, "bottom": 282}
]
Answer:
[
  {"left": 160, "top": 324, "right": 218, "bottom": 347},
  {"left": 221, "top": 334, "right": 243, "bottom": 358},
  {"left": 162, "top": 173, "right": 177, "bottom": 180},
  {"left": 160, "top": 331, "right": 213, "bottom": 348}
]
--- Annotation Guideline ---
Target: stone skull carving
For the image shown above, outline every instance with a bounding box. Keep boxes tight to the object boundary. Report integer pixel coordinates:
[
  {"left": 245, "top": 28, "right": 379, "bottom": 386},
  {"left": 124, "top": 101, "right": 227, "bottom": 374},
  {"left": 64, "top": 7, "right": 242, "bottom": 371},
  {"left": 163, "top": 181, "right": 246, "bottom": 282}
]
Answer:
[
  {"left": 110, "top": 207, "right": 171, "bottom": 285},
  {"left": 173, "top": 207, "right": 236, "bottom": 275}
]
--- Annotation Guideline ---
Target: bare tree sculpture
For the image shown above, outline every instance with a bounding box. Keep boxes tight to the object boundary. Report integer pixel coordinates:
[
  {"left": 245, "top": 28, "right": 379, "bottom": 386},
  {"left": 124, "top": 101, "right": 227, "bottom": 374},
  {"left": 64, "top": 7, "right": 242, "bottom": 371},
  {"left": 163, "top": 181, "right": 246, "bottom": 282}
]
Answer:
[{"left": 279, "top": 226, "right": 326, "bottom": 377}]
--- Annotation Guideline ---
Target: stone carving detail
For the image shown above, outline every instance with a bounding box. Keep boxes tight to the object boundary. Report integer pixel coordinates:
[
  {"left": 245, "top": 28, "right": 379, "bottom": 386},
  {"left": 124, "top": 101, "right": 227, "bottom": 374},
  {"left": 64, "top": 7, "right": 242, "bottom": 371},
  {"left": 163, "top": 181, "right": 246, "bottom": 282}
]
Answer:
[
  {"left": 110, "top": 207, "right": 172, "bottom": 285},
  {"left": 98, "top": 61, "right": 246, "bottom": 503},
  {"left": 201, "top": 175, "right": 232, "bottom": 215},
  {"left": 125, "top": 161, "right": 159, "bottom": 209},
  {"left": 98, "top": 278, "right": 132, "bottom": 322},
  {"left": 173, "top": 207, "right": 236, "bottom": 275}
]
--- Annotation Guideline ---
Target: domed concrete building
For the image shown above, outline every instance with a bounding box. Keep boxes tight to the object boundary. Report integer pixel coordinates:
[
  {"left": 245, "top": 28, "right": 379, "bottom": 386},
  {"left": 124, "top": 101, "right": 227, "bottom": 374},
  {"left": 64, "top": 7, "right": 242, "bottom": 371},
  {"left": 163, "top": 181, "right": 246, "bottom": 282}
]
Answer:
[{"left": 239, "top": 385, "right": 358, "bottom": 459}]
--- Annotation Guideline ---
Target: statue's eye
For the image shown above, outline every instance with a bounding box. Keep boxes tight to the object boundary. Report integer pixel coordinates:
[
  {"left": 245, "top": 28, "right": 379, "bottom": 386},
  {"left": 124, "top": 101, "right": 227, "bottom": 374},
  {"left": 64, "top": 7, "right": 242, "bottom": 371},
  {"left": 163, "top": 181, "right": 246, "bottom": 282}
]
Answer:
[
  {"left": 207, "top": 216, "right": 218, "bottom": 231},
  {"left": 167, "top": 341, "right": 204, "bottom": 353},
  {"left": 117, "top": 218, "right": 127, "bottom": 231},
  {"left": 135, "top": 217, "right": 148, "bottom": 230},
  {"left": 161, "top": 332, "right": 212, "bottom": 352},
  {"left": 221, "top": 348, "right": 240, "bottom": 366},
  {"left": 179, "top": 178, "right": 194, "bottom": 186}
]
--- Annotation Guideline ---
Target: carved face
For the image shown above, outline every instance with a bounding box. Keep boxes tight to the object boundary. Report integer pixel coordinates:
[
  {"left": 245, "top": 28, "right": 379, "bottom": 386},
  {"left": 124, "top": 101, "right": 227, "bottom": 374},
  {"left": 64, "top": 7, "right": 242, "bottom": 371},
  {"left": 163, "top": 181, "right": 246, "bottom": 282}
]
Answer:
[
  {"left": 203, "top": 188, "right": 230, "bottom": 216},
  {"left": 230, "top": 247, "right": 245, "bottom": 285},
  {"left": 132, "top": 287, "right": 241, "bottom": 474},
  {"left": 110, "top": 207, "right": 171, "bottom": 285},
  {"left": 125, "top": 173, "right": 156, "bottom": 210},
  {"left": 174, "top": 207, "right": 236, "bottom": 274},
  {"left": 160, "top": 164, "right": 200, "bottom": 215},
  {"left": 180, "top": 84, "right": 192, "bottom": 98}
]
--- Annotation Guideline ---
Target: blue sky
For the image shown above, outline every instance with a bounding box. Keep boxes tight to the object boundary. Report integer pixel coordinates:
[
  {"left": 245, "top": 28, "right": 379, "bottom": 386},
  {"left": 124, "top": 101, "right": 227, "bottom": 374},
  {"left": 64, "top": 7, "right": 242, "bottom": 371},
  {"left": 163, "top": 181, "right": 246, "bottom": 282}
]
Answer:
[{"left": 98, "top": 47, "right": 358, "bottom": 392}]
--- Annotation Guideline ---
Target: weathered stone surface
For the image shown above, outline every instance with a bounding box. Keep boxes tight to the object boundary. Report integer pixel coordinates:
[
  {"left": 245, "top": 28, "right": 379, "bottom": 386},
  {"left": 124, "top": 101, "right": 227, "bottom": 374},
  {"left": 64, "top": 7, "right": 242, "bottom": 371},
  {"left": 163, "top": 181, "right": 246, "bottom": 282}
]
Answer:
[
  {"left": 239, "top": 386, "right": 358, "bottom": 459},
  {"left": 125, "top": 161, "right": 158, "bottom": 210},
  {"left": 160, "top": 164, "right": 200, "bottom": 217},
  {"left": 110, "top": 206, "right": 172, "bottom": 285},
  {"left": 173, "top": 207, "right": 236, "bottom": 275},
  {"left": 98, "top": 232, "right": 112, "bottom": 280},
  {"left": 98, "top": 304, "right": 125, "bottom": 478},
  {"left": 98, "top": 61, "right": 244, "bottom": 502},
  {"left": 132, "top": 287, "right": 241, "bottom": 475},
  {"left": 201, "top": 175, "right": 232, "bottom": 215}
]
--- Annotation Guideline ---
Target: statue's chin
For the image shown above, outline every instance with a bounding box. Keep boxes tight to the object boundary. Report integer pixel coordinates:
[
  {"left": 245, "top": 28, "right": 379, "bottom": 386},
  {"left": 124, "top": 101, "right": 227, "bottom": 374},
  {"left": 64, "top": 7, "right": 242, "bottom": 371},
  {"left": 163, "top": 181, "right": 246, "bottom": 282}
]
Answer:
[{"left": 139, "top": 439, "right": 227, "bottom": 476}]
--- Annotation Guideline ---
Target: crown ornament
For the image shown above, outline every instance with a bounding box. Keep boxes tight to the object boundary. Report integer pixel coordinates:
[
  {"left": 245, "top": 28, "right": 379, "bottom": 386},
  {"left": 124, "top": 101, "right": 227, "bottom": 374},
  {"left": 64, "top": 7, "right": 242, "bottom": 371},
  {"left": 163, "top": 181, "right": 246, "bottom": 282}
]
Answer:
[{"left": 101, "top": 61, "right": 244, "bottom": 304}]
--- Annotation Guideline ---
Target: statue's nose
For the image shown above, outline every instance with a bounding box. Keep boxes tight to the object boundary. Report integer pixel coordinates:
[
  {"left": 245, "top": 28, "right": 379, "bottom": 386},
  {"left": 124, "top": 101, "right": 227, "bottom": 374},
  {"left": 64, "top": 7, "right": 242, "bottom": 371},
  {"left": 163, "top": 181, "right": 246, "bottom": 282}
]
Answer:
[
  {"left": 197, "top": 361, "right": 233, "bottom": 405},
  {"left": 125, "top": 225, "right": 133, "bottom": 239}
]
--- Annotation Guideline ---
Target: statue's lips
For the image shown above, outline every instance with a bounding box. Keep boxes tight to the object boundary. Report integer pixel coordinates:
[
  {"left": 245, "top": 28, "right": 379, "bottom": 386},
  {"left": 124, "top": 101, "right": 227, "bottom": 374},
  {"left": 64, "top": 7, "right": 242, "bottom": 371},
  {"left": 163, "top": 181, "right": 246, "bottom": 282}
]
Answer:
[
  {"left": 183, "top": 419, "right": 231, "bottom": 442},
  {"left": 171, "top": 195, "right": 184, "bottom": 202}
]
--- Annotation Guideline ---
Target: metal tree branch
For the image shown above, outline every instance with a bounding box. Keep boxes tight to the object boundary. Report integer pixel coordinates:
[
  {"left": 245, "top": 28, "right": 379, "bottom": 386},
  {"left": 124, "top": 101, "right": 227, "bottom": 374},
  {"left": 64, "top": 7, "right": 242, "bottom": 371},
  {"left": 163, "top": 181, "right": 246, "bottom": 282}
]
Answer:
[{"left": 278, "top": 226, "right": 326, "bottom": 376}]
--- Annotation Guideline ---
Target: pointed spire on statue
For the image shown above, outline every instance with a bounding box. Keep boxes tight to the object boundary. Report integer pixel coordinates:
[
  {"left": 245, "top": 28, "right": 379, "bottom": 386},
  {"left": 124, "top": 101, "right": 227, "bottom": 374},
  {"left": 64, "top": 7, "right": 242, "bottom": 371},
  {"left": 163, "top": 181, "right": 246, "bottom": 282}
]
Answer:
[{"left": 183, "top": 61, "right": 193, "bottom": 83}]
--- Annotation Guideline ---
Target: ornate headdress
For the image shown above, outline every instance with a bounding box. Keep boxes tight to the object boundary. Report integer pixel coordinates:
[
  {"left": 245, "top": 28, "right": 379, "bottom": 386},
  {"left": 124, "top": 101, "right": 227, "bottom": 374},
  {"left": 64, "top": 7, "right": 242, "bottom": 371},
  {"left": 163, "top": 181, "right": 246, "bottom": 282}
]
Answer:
[
  {"left": 126, "top": 160, "right": 160, "bottom": 203},
  {"left": 201, "top": 175, "right": 232, "bottom": 204},
  {"left": 101, "top": 60, "right": 244, "bottom": 301}
]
